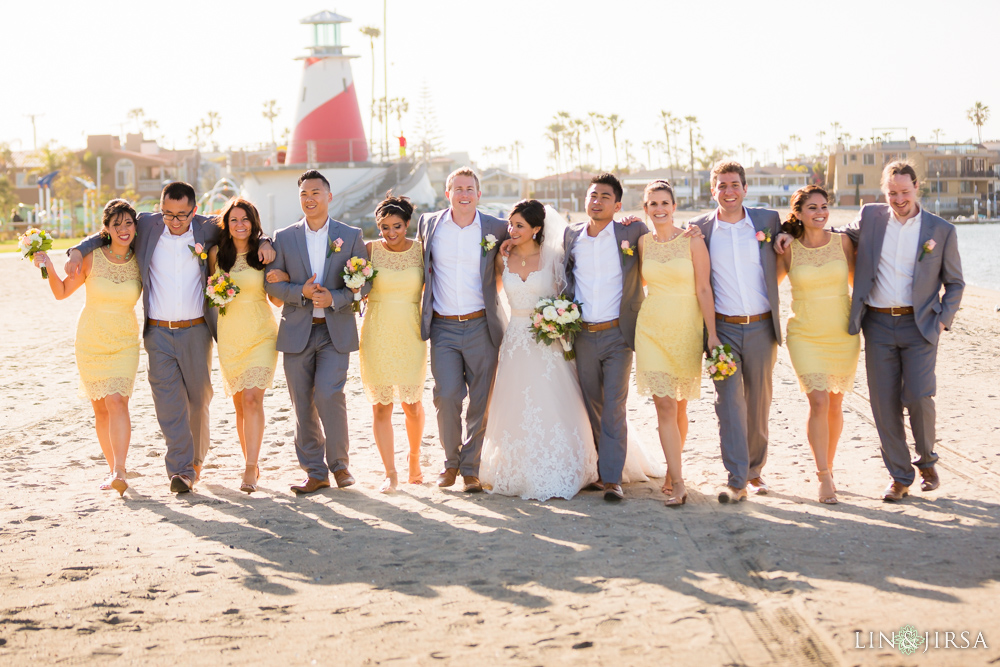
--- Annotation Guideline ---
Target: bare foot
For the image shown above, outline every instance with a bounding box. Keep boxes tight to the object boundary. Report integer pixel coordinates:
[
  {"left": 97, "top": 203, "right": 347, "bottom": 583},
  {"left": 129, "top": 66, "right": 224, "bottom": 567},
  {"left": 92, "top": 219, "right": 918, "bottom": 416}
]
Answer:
[
  {"left": 380, "top": 472, "right": 398, "bottom": 494},
  {"left": 408, "top": 464, "right": 423, "bottom": 484}
]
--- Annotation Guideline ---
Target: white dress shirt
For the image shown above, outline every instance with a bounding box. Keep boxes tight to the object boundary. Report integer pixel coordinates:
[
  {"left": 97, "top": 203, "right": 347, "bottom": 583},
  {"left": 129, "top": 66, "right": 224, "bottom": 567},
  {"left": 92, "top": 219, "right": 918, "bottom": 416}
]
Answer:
[
  {"left": 148, "top": 225, "right": 205, "bottom": 322},
  {"left": 303, "top": 217, "right": 331, "bottom": 319},
  {"left": 573, "top": 222, "right": 623, "bottom": 323},
  {"left": 709, "top": 208, "right": 771, "bottom": 317},
  {"left": 866, "top": 209, "right": 922, "bottom": 308},
  {"left": 430, "top": 209, "right": 486, "bottom": 315}
]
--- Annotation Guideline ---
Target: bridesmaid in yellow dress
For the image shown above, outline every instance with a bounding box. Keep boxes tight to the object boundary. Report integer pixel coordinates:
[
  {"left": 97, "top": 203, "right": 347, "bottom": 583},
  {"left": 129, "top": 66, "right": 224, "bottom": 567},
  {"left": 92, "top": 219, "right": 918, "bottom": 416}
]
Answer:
[
  {"left": 207, "top": 198, "right": 280, "bottom": 494},
  {"left": 33, "top": 199, "right": 141, "bottom": 497},
  {"left": 360, "top": 194, "right": 427, "bottom": 493},
  {"left": 635, "top": 180, "right": 719, "bottom": 507},
  {"left": 776, "top": 185, "right": 859, "bottom": 505}
]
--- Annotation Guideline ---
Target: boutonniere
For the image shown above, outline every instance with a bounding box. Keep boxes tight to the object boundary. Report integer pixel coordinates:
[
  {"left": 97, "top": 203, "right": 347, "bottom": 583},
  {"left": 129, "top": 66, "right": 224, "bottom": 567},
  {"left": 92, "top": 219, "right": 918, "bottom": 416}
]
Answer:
[
  {"left": 755, "top": 229, "right": 772, "bottom": 248},
  {"left": 188, "top": 243, "right": 207, "bottom": 265},
  {"left": 918, "top": 238, "right": 936, "bottom": 261},
  {"left": 620, "top": 240, "right": 634, "bottom": 257},
  {"left": 480, "top": 234, "right": 497, "bottom": 256},
  {"left": 327, "top": 237, "right": 344, "bottom": 258}
]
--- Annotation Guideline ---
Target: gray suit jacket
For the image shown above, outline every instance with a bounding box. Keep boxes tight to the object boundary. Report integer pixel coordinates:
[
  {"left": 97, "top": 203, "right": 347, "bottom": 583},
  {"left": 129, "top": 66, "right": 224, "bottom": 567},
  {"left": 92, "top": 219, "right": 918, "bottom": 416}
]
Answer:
[
  {"left": 837, "top": 204, "right": 964, "bottom": 345},
  {"left": 264, "top": 217, "right": 371, "bottom": 355},
  {"left": 562, "top": 219, "right": 649, "bottom": 350},
  {"left": 688, "top": 207, "right": 783, "bottom": 344},
  {"left": 416, "top": 209, "right": 509, "bottom": 347},
  {"left": 72, "top": 212, "right": 222, "bottom": 338}
]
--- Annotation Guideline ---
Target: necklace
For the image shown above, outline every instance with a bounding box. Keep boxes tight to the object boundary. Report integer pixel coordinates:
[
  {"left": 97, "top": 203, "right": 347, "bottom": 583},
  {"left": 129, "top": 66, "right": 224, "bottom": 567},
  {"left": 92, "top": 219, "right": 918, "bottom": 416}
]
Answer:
[
  {"left": 109, "top": 248, "right": 133, "bottom": 261},
  {"left": 511, "top": 251, "right": 540, "bottom": 267}
]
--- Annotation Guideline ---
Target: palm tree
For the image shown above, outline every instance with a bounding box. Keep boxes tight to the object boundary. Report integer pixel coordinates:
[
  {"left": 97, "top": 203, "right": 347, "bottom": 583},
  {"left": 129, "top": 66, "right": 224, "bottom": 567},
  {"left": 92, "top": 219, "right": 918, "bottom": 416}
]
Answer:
[
  {"left": 830, "top": 121, "right": 841, "bottom": 146},
  {"left": 747, "top": 146, "right": 757, "bottom": 166},
  {"left": 359, "top": 26, "right": 381, "bottom": 159},
  {"left": 660, "top": 110, "right": 675, "bottom": 180},
  {"left": 789, "top": 134, "right": 800, "bottom": 159},
  {"left": 601, "top": 114, "right": 624, "bottom": 173},
  {"left": 127, "top": 108, "right": 145, "bottom": 133},
  {"left": 510, "top": 140, "right": 523, "bottom": 172},
  {"left": 967, "top": 101, "right": 990, "bottom": 144},
  {"left": 738, "top": 142, "right": 750, "bottom": 165},
  {"left": 684, "top": 116, "right": 698, "bottom": 204},
  {"left": 545, "top": 122, "right": 567, "bottom": 208},
  {"left": 777, "top": 142, "right": 789, "bottom": 167},
  {"left": 262, "top": 100, "right": 280, "bottom": 146},
  {"left": 816, "top": 130, "right": 827, "bottom": 156},
  {"left": 642, "top": 140, "right": 655, "bottom": 170},
  {"left": 931, "top": 128, "right": 944, "bottom": 143},
  {"left": 202, "top": 112, "right": 221, "bottom": 151},
  {"left": 587, "top": 112, "right": 605, "bottom": 171}
]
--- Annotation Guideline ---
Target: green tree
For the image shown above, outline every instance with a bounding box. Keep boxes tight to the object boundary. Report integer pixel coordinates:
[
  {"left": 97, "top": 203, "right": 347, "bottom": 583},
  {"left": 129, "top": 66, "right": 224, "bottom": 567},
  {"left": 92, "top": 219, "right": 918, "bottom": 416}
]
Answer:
[
  {"left": 967, "top": 101, "right": 990, "bottom": 144},
  {"left": 600, "top": 114, "right": 624, "bottom": 173}
]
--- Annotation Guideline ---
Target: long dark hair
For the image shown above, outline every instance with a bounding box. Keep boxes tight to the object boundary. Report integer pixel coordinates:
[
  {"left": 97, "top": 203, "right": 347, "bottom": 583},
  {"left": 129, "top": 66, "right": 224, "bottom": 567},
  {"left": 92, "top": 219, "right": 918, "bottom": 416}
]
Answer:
[
  {"left": 215, "top": 197, "right": 264, "bottom": 271},
  {"left": 100, "top": 198, "right": 137, "bottom": 249},
  {"left": 509, "top": 199, "right": 546, "bottom": 243},
  {"left": 782, "top": 185, "right": 829, "bottom": 239}
]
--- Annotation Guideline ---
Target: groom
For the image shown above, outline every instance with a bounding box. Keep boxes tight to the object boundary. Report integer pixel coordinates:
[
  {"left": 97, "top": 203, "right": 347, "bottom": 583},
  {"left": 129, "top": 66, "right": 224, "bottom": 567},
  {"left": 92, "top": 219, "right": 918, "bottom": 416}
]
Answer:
[
  {"left": 688, "top": 161, "right": 782, "bottom": 504},
  {"left": 563, "top": 173, "right": 647, "bottom": 501},
  {"left": 416, "top": 167, "right": 508, "bottom": 493},
  {"left": 265, "top": 170, "right": 371, "bottom": 494}
]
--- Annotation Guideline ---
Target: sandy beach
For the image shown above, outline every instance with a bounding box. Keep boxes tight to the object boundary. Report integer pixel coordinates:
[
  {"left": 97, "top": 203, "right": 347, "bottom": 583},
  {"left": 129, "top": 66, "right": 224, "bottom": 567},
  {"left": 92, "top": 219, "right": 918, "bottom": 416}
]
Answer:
[{"left": 1, "top": 244, "right": 999, "bottom": 666}]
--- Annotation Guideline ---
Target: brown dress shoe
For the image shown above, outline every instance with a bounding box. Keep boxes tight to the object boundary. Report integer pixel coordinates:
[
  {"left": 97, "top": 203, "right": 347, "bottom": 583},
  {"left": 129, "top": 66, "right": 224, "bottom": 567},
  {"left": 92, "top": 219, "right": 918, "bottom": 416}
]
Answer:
[
  {"left": 437, "top": 468, "right": 459, "bottom": 488},
  {"left": 919, "top": 466, "right": 940, "bottom": 492},
  {"left": 748, "top": 477, "right": 769, "bottom": 495},
  {"left": 462, "top": 476, "right": 483, "bottom": 493},
  {"left": 170, "top": 474, "right": 193, "bottom": 494},
  {"left": 291, "top": 477, "right": 331, "bottom": 494},
  {"left": 718, "top": 485, "right": 747, "bottom": 503},
  {"left": 603, "top": 483, "right": 624, "bottom": 501},
  {"left": 333, "top": 468, "right": 355, "bottom": 488},
  {"left": 882, "top": 480, "right": 910, "bottom": 502},
  {"left": 585, "top": 479, "right": 605, "bottom": 491}
]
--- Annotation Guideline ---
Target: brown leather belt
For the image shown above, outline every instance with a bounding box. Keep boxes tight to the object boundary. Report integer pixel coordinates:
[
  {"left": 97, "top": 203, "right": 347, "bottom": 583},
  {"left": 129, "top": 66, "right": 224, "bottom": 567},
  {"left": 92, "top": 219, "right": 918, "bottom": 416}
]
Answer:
[
  {"left": 312, "top": 317, "right": 327, "bottom": 324},
  {"left": 715, "top": 312, "right": 773, "bottom": 325},
  {"left": 581, "top": 319, "right": 619, "bottom": 333},
  {"left": 148, "top": 317, "right": 206, "bottom": 330},
  {"left": 433, "top": 309, "right": 486, "bottom": 322},
  {"left": 868, "top": 306, "right": 914, "bottom": 316}
]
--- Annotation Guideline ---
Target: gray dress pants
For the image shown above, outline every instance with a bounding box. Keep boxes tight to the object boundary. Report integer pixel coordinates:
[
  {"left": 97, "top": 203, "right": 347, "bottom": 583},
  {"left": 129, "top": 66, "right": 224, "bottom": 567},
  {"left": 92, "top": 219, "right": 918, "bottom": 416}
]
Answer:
[
  {"left": 713, "top": 319, "right": 777, "bottom": 490},
  {"left": 429, "top": 317, "right": 499, "bottom": 477},
  {"left": 145, "top": 323, "right": 214, "bottom": 479},
  {"left": 861, "top": 311, "right": 938, "bottom": 486},
  {"left": 575, "top": 327, "right": 632, "bottom": 485}
]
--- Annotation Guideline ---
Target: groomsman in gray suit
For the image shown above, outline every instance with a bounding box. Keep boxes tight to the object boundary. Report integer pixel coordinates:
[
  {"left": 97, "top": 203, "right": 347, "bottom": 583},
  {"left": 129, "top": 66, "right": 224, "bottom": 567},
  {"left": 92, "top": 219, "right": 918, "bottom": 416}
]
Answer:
[
  {"left": 563, "top": 173, "right": 648, "bottom": 501},
  {"left": 688, "top": 162, "right": 782, "bottom": 503},
  {"left": 416, "top": 167, "right": 508, "bottom": 493},
  {"left": 789, "top": 161, "right": 963, "bottom": 501},
  {"left": 264, "top": 170, "right": 371, "bottom": 494},
  {"left": 66, "top": 182, "right": 275, "bottom": 493}
]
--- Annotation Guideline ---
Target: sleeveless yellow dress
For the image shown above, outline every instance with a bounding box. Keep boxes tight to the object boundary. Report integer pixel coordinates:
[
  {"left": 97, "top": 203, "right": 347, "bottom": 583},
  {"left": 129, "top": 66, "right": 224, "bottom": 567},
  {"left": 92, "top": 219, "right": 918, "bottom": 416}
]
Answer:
[
  {"left": 359, "top": 241, "right": 427, "bottom": 405},
  {"left": 216, "top": 253, "right": 278, "bottom": 397},
  {"left": 635, "top": 233, "right": 703, "bottom": 400},
  {"left": 76, "top": 249, "right": 141, "bottom": 400},
  {"left": 786, "top": 235, "right": 860, "bottom": 394}
]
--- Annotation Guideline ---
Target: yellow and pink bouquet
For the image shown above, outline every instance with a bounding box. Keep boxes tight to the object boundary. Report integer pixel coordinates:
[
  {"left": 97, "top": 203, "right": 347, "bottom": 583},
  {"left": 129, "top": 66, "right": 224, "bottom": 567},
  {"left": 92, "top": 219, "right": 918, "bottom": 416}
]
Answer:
[
  {"left": 18, "top": 228, "right": 54, "bottom": 278},
  {"left": 705, "top": 344, "right": 737, "bottom": 381},
  {"left": 205, "top": 271, "right": 240, "bottom": 315},
  {"left": 530, "top": 295, "right": 583, "bottom": 360},
  {"left": 342, "top": 256, "right": 377, "bottom": 312}
]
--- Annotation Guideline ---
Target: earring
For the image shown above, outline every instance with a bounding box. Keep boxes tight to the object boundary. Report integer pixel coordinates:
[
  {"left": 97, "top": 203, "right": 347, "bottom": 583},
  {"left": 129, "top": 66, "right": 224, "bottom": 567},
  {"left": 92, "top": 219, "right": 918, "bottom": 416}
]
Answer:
[{"left": 532, "top": 233, "right": 537, "bottom": 239}]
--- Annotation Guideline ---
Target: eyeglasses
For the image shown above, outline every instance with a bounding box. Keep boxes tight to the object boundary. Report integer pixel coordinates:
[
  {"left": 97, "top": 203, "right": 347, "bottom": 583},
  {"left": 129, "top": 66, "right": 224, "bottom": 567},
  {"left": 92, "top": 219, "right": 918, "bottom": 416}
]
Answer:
[{"left": 162, "top": 209, "right": 194, "bottom": 222}]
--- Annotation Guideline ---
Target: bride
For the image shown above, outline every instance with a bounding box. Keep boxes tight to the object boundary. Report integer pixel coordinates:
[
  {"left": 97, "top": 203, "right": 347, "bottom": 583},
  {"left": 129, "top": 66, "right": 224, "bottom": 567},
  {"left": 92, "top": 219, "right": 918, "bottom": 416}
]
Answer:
[{"left": 480, "top": 200, "right": 663, "bottom": 501}]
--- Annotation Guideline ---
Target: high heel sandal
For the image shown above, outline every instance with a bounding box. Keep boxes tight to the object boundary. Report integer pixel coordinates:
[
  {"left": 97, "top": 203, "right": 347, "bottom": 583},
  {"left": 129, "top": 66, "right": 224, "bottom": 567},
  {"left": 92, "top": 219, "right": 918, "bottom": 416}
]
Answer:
[
  {"left": 110, "top": 468, "right": 128, "bottom": 498},
  {"left": 240, "top": 464, "right": 260, "bottom": 494},
  {"left": 380, "top": 471, "right": 398, "bottom": 494},
  {"left": 100, "top": 473, "right": 115, "bottom": 491},
  {"left": 817, "top": 469, "right": 838, "bottom": 505},
  {"left": 407, "top": 454, "right": 423, "bottom": 484},
  {"left": 664, "top": 479, "right": 687, "bottom": 508}
]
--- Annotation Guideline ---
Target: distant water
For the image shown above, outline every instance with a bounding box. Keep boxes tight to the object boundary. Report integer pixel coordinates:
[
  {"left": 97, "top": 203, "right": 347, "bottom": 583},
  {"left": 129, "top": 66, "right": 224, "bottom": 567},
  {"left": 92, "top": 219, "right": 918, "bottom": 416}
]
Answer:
[{"left": 955, "top": 223, "right": 1000, "bottom": 292}]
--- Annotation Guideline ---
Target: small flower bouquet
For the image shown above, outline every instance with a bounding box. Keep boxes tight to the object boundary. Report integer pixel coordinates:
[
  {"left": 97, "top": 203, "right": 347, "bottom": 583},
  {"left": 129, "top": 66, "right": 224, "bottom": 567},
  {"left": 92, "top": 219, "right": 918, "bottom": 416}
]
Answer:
[
  {"left": 18, "top": 228, "right": 54, "bottom": 278},
  {"left": 342, "top": 256, "right": 377, "bottom": 312},
  {"left": 189, "top": 242, "right": 207, "bottom": 265},
  {"left": 705, "top": 343, "right": 738, "bottom": 381},
  {"left": 480, "top": 233, "right": 497, "bottom": 255},
  {"left": 755, "top": 229, "right": 772, "bottom": 248},
  {"left": 205, "top": 271, "right": 240, "bottom": 315},
  {"left": 919, "top": 238, "right": 936, "bottom": 261},
  {"left": 529, "top": 295, "right": 583, "bottom": 360}
]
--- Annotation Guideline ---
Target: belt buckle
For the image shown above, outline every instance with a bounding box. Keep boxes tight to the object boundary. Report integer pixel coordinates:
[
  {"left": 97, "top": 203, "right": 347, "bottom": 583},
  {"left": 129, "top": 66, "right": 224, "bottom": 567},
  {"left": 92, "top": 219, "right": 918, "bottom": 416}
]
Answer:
[
  {"left": 457, "top": 313, "right": 467, "bottom": 322},
  {"left": 735, "top": 315, "right": 751, "bottom": 325},
  {"left": 168, "top": 320, "right": 179, "bottom": 330},
  {"left": 890, "top": 307, "right": 903, "bottom": 317}
]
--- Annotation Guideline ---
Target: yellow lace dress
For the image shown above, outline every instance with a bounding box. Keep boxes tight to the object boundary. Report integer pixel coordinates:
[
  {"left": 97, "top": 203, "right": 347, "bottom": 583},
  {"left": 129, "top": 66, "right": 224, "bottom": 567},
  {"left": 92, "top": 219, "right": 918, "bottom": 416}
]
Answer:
[
  {"left": 216, "top": 253, "right": 278, "bottom": 397},
  {"left": 786, "top": 235, "right": 860, "bottom": 394},
  {"left": 76, "top": 249, "right": 141, "bottom": 400},
  {"left": 635, "top": 233, "right": 703, "bottom": 400},
  {"left": 359, "top": 241, "right": 427, "bottom": 405}
]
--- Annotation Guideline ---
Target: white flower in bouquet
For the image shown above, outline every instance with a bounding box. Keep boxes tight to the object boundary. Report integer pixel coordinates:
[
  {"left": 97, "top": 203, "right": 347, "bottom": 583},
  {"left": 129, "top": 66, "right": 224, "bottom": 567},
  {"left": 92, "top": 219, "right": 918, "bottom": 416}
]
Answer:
[{"left": 344, "top": 274, "right": 366, "bottom": 290}]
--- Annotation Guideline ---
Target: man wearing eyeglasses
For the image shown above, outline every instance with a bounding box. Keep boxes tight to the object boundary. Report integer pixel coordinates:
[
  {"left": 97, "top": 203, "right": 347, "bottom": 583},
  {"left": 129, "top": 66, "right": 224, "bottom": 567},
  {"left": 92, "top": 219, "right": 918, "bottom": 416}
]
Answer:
[{"left": 66, "top": 182, "right": 275, "bottom": 494}]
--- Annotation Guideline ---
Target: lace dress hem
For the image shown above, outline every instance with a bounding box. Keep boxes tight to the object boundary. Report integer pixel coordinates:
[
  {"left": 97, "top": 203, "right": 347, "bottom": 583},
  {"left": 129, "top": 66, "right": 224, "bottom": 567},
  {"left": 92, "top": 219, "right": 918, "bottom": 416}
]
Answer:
[
  {"left": 223, "top": 366, "right": 275, "bottom": 397},
  {"left": 79, "top": 377, "right": 135, "bottom": 401},
  {"left": 797, "top": 372, "right": 855, "bottom": 395},
  {"left": 636, "top": 370, "right": 701, "bottom": 401}
]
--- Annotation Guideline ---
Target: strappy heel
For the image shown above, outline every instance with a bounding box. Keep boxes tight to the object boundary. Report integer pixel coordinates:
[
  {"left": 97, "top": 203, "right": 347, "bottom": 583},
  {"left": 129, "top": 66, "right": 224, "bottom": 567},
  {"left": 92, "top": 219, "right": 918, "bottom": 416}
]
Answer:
[
  {"left": 110, "top": 468, "right": 128, "bottom": 498},
  {"left": 664, "top": 479, "right": 687, "bottom": 508},
  {"left": 240, "top": 464, "right": 260, "bottom": 494},
  {"left": 817, "top": 469, "right": 838, "bottom": 504},
  {"left": 380, "top": 471, "right": 398, "bottom": 494}
]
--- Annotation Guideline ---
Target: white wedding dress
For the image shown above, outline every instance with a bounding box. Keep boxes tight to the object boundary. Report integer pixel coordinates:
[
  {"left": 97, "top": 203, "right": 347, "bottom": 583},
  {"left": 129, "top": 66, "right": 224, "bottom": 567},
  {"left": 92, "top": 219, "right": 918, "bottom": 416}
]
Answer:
[{"left": 480, "top": 255, "right": 663, "bottom": 501}]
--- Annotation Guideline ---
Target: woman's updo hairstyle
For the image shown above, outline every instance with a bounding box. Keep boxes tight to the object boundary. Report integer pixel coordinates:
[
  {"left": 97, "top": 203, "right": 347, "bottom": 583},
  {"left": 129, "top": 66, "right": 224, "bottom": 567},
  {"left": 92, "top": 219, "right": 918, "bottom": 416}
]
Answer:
[
  {"left": 643, "top": 179, "right": 675, "bottom": 204},
  {"left": 782, "top": 185, "right": 829, "bottom": 239},
  {"left": 374, "top": 190, "right": 414, "bottom": 223},
  {"left": 508, "top": 199, "right": 546, "bottom": 244},
  {"left": 100, "top": 198, "right": 137, "bottom": 246}
]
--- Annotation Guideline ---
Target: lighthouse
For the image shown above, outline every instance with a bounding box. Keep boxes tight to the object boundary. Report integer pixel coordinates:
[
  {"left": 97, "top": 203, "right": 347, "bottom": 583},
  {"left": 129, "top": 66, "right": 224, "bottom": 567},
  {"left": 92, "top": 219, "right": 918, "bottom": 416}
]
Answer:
[{"left": 286, "top": 10, "right": 369, "bottom": 165}]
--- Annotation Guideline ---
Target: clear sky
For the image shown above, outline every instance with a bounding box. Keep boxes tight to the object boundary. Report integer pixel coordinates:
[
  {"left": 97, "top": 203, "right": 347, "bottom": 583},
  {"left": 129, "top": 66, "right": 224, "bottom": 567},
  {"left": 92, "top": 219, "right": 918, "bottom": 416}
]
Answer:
[{"left": 3, "top": 0, "right": 997, "bottom": 177}]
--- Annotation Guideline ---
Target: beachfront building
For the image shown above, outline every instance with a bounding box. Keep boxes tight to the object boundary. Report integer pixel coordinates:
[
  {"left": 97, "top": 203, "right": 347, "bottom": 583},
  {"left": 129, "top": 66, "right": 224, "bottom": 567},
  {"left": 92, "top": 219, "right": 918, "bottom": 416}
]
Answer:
[
  {"left": 79, "top": 134, "right": 201, "bottom": 206},
  {"left": 479, "top": 168, "right": 529, "bottom": 208},
  {"left": 531, "top": 171, "right": 597, "bottom": 212},
  {"left": 826, "top": 138, "right": 997, "bottom": 216},
  {"left": 621, "top": 168, "right": 709, "bottom": 209},
  {"left": 743, "top": 165, "right": 811, "bottom": 207}
]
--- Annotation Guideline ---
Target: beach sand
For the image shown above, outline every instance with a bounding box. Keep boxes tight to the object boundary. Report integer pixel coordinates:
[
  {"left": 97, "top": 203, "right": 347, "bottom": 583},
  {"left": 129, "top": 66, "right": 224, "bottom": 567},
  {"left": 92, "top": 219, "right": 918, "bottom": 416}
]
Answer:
[{"left": 1, "top": 248, "right": 999, "bottom": 666}]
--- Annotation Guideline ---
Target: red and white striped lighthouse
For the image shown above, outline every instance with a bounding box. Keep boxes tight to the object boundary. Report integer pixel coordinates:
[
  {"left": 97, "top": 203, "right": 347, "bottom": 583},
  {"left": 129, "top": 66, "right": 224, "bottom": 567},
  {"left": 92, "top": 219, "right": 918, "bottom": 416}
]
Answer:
[{"left": 286, "top": 10, "right": 369, "bottom": 165}]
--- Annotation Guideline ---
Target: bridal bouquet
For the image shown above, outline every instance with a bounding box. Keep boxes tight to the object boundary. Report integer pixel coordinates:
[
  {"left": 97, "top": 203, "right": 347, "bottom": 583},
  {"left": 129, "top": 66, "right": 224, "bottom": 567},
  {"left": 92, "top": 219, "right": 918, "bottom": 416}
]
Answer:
[
  {"left": 205, "top": 271, "right": 240, "bottom": 315},
  {"left": 705, "top": 344, "right": 738, "bottom": 381},
  {"left": 342, "top": 256, "right": 377, "bottom": 312},
  {"left": 530, "top": 295, "right": 583, "bottom": 360},
  {"left": 18, "top": 228, "right": 54, "bottom": 278}
]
